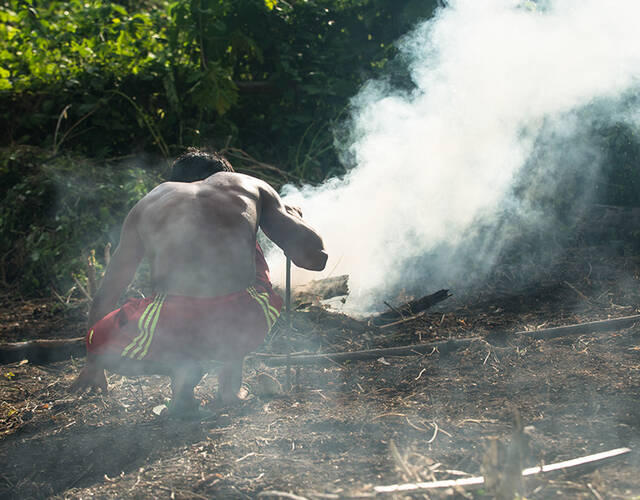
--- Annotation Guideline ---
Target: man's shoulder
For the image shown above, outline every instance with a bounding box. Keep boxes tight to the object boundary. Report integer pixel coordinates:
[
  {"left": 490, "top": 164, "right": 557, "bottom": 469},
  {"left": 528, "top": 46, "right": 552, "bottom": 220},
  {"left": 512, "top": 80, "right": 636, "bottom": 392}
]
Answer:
[
  {"left": 209, "top": 172, "right": 274, "bottom": 196},
  {"left": 215, "top": 171, "right": 267, "bottom": 186},
  {"left": 143, "top": 181, "right": 193, "bottom": 198},
  {"left": 130, "top": 182, "right": 187, "bottom": 214}
]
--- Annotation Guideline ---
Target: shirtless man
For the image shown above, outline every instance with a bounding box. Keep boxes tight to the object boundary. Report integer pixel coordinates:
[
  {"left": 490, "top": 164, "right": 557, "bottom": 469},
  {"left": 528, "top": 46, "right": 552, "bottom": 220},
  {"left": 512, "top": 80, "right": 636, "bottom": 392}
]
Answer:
[{"left": 71, "top": 149, "right": 327, "bottom": 414}]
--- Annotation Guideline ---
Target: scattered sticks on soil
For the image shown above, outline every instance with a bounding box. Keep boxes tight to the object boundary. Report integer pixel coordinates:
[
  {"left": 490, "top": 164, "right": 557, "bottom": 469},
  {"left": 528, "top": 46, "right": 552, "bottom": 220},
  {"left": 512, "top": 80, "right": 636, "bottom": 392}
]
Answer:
[
  {"left": 1, "top": 250, "right": 640, "bottom": 499},
  {"left": 373, "top": 447, "right": 631, "bottom": 495},
  {"left": 252, "top": 313, "right": 640, "bottom": 367}
]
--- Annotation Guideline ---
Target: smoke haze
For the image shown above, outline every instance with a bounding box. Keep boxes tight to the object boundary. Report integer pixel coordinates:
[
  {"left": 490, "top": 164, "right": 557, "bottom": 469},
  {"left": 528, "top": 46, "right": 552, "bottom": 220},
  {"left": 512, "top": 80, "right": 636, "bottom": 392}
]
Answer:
[{"left": 267, "top": 0, "right": 640, "bottom": 313}]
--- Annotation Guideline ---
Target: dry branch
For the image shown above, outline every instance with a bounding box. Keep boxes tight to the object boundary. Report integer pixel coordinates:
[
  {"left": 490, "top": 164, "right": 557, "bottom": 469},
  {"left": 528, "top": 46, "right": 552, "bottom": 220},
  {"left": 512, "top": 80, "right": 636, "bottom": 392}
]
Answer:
[
  {"left": 253, "top": 313, "right": 640, "bottom": 367},
  {"left": 220, "top": 147, "right": 292, "bottom": 180},
  {"left": 370, "top": 289, "right": 451, "bottom": 326},
  {"left": 0, "top": 338, "right": 85, "bottom": 364},
  {"left": 373, "top": 448, "right": 630, "bottom": 494},
  {"left": 252, "top": 337, "right": 475, "bottom": 367},
  {"left": 379, "top": 311, "right": 429, "bottom": 329},
  {"left": 490, "top": 313, "right": 640, "bottom": 342},
  {"left": 71, "top": 274, "right": 92, "bottom": 301}
]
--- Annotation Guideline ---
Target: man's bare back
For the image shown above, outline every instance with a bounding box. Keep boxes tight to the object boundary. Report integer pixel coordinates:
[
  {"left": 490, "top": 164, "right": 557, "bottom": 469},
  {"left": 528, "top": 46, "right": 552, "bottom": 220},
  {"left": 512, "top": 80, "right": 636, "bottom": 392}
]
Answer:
[{"left": 138, "top": 173, "right": 266, "bottom": 298}]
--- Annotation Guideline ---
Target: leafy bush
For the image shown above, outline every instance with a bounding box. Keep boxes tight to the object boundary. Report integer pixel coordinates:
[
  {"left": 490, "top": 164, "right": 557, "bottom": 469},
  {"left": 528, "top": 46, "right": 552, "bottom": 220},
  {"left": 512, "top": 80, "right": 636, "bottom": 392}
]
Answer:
[
  {"left": 0, "top": 0, "right": 437, "bottom": 180},
  {"left": 0, "top": 147, "right": 161, "bottom": 294}
]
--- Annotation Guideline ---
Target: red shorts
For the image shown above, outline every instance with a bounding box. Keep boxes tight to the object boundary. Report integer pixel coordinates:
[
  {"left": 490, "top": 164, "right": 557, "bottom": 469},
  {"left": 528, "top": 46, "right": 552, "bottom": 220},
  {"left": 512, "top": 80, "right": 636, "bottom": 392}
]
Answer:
[{"left": 86, "top": 285, "right": 283, "bottom": 364}]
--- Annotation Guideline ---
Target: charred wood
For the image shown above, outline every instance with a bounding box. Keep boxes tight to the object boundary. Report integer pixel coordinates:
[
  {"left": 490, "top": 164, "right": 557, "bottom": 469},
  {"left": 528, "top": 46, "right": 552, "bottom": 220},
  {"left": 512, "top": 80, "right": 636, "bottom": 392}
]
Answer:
[{"left": 370, "top": 289, "right": 451, "bottom": 326}]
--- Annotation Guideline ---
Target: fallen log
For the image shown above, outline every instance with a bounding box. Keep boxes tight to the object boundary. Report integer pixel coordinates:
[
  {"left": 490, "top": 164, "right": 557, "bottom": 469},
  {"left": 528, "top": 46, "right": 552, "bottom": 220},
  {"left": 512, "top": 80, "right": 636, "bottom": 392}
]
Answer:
[{"left": 0, "top": 338, "right": 85, "bottom": 365}]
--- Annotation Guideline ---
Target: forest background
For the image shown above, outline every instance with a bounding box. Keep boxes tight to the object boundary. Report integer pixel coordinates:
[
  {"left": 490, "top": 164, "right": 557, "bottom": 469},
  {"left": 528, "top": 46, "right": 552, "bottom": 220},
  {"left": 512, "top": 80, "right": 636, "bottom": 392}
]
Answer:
[{"left": 0, "top": 0, "right": 638, "bottom": 298}]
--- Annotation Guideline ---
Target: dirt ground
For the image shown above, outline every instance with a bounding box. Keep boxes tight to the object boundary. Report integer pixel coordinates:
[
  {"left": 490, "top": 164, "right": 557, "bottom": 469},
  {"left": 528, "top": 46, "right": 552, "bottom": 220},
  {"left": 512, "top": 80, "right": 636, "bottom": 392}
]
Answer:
[{"left": 1, "top": 247, "right": 639, "bottom": 499}]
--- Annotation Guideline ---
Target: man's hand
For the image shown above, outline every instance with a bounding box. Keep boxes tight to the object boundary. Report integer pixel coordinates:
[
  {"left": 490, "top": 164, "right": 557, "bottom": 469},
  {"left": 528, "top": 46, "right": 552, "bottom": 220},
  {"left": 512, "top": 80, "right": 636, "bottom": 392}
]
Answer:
[{"left": 70, "top": 365, "right": 108, "bottom": 394}]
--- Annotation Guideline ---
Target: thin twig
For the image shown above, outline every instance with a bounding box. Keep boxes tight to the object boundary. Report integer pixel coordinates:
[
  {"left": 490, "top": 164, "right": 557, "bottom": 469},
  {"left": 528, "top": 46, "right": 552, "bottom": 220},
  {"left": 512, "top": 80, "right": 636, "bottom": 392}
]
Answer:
[
  {"left": 68, "top": 463, "right": 93, "bottom": 488},
  {"left": 390, "top": 439, "right": 418, "bottom": 481},
  {"left": 587, "top": 482, "right": 603, "bottom": 500},
  {"left": 380, "top": 311, "right": 427, "bottom": 329},
  {"left": 372, "top": 412, "right": 406, "bottom": 421},
  {"left": 563, "top": 280, "right": 592, "bottom": 303},
  {"left": 433, "top": 423, "right": 451, "bottom": 438},
  {"left": 71, "top": 274, "right": 92, "bottom": 301},
  {"left": 52, "top": 104, "right": 72, "bottom": 153},
  {"left": 405, "top": 417, "right": 429, "bottom": 433},
  {"left": 235, "top": 452, "right": 258, "bottom": 463},
  {"left": 222, "top": 147, "right": 292, "bottom": 179},
  {"left": 50, "top": 286, "right": 68, "bottom": 306},
  {"left": 258, "top": 491, "right": 310, "bottom": 500},
  {"left": 427, "top": 422, "right": 439, "bottom": 444},
  {"left": 56, "top": 104, "right": 100, "bottom": 152}
]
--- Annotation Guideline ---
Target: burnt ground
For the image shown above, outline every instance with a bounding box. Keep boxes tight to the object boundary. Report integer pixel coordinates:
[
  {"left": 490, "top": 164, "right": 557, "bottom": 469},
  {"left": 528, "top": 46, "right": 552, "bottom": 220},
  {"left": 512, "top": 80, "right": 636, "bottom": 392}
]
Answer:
[{"left": 1, "top": 247, "right": 640, "bottom": 499}]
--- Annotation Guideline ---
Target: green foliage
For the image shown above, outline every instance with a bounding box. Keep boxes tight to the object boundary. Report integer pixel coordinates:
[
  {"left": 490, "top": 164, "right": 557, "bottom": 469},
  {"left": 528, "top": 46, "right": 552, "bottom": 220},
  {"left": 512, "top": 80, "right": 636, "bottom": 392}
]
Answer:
[
  {"left": 0, "top": 147, "right": 161, "bottom": 294},
  {"left": 0, "top": 0, "right": 437, "bottom": 179},
  {"left": 3, "top": 0, "right": 638, "bottom": 299}
]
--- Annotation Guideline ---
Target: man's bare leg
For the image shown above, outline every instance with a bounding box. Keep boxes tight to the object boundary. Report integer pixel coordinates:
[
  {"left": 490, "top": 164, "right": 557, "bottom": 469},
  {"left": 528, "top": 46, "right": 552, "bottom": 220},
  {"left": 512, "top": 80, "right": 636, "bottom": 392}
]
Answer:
[
  {"left": 169, "top": 362, "right": 204, "bottom": 414},
  {"left": 217, "top": 358, "right": 246, "bottom": 405}
]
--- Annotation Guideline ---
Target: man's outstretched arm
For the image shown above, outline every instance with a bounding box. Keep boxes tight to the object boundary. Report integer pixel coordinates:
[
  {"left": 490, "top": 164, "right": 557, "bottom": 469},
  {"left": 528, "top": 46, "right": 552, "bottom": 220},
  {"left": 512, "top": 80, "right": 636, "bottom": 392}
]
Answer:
[
  {"left": 88, "top": 205, "right": 145, "bottom": 327},
  {"left": 72, "top": 205, "right": 145, "bottom": 394},
  {"left": 258, "top": 183, "right": 327, "bottom": 271}
]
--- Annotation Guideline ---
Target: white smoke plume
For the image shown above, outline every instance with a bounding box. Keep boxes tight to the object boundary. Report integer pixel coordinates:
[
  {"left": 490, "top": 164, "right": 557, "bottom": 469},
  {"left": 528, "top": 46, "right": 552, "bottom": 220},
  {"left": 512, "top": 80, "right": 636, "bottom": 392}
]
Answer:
[{"left": 267, "top": 0, "right": 640, "bottom": 313}]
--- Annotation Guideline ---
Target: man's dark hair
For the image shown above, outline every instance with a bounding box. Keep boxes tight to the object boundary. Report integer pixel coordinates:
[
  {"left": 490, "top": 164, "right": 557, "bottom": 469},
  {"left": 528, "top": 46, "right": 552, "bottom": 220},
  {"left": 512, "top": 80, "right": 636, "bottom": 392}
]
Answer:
[{"left": 170, "top": 148, "right": 234, "bottom": 182}]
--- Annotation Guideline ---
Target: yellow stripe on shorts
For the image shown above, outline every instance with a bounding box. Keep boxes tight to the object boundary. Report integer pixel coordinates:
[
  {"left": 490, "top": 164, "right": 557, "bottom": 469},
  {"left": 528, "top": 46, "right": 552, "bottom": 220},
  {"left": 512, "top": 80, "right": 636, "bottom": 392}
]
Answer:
[
  {"left": 248, "top": 286, "right": 280, "bottom": 330},
  {"left": 122, "top": 294, "right": 165, "bottom": 358},
  {"left": 122, "top": 298, "right": 157, "bottom": 357},
  {"left": 136, "top": 294, "right": 165, "bottom": 360}
]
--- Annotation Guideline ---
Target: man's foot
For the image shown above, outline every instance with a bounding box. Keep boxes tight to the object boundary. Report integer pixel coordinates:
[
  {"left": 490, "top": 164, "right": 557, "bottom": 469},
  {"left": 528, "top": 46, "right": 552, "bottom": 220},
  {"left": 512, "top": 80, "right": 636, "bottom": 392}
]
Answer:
[
  {"left": 212, "top": 385, "right": 249, "bottom": 408},
  {"left": 167, "top": 362, "right": 204, "bottom": 417},
  {"left": 163, "top": 398, "right": 203, "bottom": 419}
]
